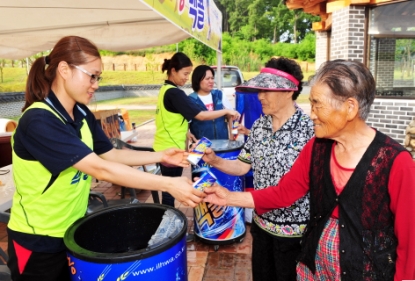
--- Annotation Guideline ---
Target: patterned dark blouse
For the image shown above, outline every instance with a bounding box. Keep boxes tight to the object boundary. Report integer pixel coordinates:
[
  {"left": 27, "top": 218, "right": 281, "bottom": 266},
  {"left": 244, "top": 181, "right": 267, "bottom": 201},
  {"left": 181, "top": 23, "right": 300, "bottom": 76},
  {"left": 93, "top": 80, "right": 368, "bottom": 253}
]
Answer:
[{"left": 238, "top": 107, "right": 314, "bottom": 237}]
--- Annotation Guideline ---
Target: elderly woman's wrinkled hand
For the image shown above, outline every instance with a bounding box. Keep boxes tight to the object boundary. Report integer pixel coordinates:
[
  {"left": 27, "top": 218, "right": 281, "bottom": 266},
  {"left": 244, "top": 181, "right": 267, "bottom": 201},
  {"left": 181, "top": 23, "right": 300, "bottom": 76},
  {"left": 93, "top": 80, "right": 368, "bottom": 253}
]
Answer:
[
  {"left": 201, "top": 147, "right": 217, "bottom": 164},
  {"left": 161, "top": 148, "right": 190, "bottom": 168},
  {"left": 202, "top": 184, "right": 230, "bottom": 206},
  {"left": 237, "top": 124, "right": 250, "bottom": 136}
]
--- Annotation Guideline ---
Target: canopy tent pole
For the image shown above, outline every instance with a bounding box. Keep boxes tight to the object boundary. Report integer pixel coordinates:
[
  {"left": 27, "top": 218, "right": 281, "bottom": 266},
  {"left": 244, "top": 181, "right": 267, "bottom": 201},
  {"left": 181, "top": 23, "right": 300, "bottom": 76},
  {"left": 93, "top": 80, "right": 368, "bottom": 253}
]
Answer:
[{"left": 216, "top": 51, "right": 222, "bottom": 90}]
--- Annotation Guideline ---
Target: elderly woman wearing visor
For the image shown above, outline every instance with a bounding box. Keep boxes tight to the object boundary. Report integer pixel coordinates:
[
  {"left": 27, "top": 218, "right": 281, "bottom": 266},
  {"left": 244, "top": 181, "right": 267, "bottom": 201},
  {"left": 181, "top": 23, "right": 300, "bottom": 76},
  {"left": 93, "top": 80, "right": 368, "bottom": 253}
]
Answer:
[
  {"left": 202, "top": 60, "right": 415, "bottom": 281},
  {"left": 201, "top": 57, "right": 314, "bottom": 281}
]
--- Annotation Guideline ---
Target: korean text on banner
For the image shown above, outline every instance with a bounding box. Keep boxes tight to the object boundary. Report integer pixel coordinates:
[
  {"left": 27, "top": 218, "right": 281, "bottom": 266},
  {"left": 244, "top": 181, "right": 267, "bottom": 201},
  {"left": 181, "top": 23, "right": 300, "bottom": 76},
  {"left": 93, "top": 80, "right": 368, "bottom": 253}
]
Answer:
[{"left": 141, "top": 0, "right": 222, "bottom": 52}]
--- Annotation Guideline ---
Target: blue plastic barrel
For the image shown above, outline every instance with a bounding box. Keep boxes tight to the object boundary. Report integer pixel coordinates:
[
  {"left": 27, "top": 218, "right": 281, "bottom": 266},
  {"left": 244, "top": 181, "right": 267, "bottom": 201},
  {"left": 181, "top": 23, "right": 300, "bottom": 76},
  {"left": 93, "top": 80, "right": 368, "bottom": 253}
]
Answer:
[
  {"left": 64, "top": 204, "right": 187, "bottom": 280},
  {"left": 235, "top": 91, "right": 262, "bottom": 223},
  {"left": 235, "top": 91, "right": 263, "bottom": 141},
  {"left": 192, "top": 140, "right": 246, "bottom": 244}
]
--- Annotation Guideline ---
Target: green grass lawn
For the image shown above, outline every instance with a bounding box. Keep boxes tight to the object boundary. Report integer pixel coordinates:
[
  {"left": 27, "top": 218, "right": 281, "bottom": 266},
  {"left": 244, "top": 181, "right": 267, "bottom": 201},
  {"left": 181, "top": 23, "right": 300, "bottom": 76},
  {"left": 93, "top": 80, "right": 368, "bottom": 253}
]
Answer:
[
  {"left": 0, "top": 67, "right": 28, "bottom": 92},
  {"left": 0, "top": 67, "right": 316, "bottom": 93},
  {"left": 0, "top": 68, "right": 170, "bottom": 93}
]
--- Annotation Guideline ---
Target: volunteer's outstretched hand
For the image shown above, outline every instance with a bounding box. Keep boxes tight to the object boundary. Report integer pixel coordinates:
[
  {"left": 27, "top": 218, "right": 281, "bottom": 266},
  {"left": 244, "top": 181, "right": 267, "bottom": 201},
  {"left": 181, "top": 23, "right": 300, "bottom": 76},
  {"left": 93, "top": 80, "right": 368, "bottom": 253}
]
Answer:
[
  {"left": 161, "top": 148, "right": 190, "bottom": 168},
  {"left": 187, "top": 131, "right": 198, "bottom": 145},
  {"left": 168, "top": 176, "right": 205, "bottom": 207}
]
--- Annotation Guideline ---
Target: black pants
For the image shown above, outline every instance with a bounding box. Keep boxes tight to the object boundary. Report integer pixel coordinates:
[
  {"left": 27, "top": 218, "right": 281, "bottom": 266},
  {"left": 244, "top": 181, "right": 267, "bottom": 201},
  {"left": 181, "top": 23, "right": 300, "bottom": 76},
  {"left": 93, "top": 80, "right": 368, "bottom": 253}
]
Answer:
[
  {"left": 159, "top": 164, "right": 183, "bottom": 207},
  {"left": 7, "top": 238, "right": 70, "bottom": 281},
  {"left": 250, "top": 222, "right": 302, "bottom": 281}
]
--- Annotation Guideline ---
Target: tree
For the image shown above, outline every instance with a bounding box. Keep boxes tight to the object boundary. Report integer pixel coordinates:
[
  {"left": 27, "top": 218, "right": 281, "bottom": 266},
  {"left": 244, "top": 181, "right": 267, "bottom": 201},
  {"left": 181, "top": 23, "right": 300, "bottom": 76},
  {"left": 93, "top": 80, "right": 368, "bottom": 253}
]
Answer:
[
  {"left": 267, "top": 0, "right": 293, "bottom": 43},
  {"left": 213, "top": 0, "right": 318, "bottom": 43},
  {"left": 395, "top": 39, "right": 415, "bottom": 78}
]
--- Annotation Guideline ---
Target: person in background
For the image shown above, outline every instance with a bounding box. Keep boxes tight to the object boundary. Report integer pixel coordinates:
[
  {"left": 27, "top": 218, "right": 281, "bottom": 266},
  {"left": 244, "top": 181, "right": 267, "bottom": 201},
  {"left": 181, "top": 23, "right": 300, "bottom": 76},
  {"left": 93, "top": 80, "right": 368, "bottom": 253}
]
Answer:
[
  {"left": 202, "top": 60, "right": 415, "bottom": 281},
  {"left": 188, "top": 65, "right": 239, "bottom": 141},
  {"left": 199, "top": 57, "right": 314, "bottom": 281},
  {"left": 153, "top": 52, "right": 238, "bottom": 207},
  {"left": 8, "top": 36, "right": 205, "bottom": 281}
]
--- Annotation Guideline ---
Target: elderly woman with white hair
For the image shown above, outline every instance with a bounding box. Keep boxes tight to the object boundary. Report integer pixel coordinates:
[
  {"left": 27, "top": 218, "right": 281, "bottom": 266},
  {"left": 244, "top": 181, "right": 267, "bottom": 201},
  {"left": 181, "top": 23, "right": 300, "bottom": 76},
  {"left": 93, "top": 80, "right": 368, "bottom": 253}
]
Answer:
[
  {"left": 202, "top": 60, "right": 415, "bottom": 281},
  {"left": 198, "top": 57, "right": 314, "bottom": 281}
]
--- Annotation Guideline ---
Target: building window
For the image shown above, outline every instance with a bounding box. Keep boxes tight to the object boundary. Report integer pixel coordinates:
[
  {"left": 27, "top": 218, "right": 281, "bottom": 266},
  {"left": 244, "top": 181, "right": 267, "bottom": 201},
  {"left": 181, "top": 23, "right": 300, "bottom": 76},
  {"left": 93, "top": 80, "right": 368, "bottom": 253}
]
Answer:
[{"left": 368, "top": 1, "right": 415, "bottom": 98}]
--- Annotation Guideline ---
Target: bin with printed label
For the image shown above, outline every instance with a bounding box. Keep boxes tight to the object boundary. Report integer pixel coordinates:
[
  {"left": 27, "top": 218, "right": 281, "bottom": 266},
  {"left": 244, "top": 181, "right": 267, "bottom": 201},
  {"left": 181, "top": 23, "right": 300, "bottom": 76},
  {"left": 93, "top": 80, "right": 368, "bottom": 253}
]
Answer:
[
  {"left": 192, "top": 139, "right": 246, "bottom": 251},
  {"left": 64, "top": 204, "right": 187, "bottom": 281}
]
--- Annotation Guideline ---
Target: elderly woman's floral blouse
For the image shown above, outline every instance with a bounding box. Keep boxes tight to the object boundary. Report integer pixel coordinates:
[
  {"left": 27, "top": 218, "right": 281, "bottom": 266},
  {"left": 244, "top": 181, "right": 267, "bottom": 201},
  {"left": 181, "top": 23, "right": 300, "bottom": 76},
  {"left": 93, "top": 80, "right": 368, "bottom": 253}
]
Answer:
[{"left": 238, "top": 107, "right": 314, "bottom": 237}]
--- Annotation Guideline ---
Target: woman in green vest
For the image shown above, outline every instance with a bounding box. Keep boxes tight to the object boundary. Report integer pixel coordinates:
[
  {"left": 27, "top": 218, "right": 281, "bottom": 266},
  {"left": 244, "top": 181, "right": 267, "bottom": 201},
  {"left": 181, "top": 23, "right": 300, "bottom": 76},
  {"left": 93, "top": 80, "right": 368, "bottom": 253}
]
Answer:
[
  {"left": 153, "top": 52, "right": 239, "bottom": 207},
  {"left": 7, "top": 36, "right": 205, "bottom": 281}
]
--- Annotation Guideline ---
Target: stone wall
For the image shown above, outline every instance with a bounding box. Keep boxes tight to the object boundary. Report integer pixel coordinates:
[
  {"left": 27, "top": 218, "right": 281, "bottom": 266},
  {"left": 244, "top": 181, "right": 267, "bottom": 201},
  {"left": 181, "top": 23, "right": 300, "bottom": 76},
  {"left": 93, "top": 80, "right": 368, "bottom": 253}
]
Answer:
[
  {"left": 330, "top": 5, "right": 366, "bottom": 62},
  {"left": 367, "top": 98, "right": 415, "bottom": 154}
]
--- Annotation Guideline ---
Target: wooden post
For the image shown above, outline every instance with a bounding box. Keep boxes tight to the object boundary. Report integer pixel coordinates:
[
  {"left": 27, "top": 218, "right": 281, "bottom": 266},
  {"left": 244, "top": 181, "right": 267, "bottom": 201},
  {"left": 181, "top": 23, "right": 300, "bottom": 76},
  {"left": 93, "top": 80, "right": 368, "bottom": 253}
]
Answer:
[
  {"left": 134, "top": 64, "right": 137, "bottom": 71},
  {"left": 124, "top": 64, "right": 126, "bottom": 71},
  {"left": 112, "top": 63, "right": 115, "bottom": 71}
]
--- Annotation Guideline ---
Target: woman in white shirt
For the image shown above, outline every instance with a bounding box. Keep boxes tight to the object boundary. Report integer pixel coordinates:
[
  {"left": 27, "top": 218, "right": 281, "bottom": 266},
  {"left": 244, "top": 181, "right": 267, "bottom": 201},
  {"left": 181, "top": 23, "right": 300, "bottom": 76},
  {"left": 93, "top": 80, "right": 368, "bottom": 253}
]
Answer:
[{"left": 188, "top": 65, "right": 239, "bottom": 142}]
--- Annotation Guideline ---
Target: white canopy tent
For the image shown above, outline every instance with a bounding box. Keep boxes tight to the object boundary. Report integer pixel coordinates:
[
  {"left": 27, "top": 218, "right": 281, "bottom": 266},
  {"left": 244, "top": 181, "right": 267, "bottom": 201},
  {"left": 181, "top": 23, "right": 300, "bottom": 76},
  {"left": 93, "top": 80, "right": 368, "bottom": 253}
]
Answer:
[{"left": 0, "top": 0, "right": 222, "bottom": 61}]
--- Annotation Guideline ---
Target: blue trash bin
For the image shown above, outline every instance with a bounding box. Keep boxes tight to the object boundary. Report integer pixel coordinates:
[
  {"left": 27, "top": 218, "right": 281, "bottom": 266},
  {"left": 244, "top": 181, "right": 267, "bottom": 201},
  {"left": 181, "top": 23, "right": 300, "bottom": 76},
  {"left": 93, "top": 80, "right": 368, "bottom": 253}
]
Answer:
[
  {"left": 192, "top": 140, "right": 246, "bottom": 247},
  {"left": 64, "top": 204, "right": 187, "bottom": 281}
]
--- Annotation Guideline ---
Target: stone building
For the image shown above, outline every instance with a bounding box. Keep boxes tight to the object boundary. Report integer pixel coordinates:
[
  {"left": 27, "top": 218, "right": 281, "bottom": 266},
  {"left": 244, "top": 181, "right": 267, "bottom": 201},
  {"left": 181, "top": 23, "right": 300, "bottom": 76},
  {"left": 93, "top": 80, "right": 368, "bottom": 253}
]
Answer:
[{"left": 286, "top": 0, "right": 415, "bottom": 157}]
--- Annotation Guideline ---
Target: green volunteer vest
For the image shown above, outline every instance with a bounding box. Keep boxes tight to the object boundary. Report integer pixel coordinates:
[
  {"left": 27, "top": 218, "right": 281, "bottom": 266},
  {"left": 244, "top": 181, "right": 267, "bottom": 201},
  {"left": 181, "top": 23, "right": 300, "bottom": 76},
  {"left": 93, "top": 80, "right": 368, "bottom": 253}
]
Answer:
[
  {"left": 153, "top": 84, "right": 188, "bottom": 151},
  {"left": 8, "top": 102, "right": 93, "bottom": 238}
]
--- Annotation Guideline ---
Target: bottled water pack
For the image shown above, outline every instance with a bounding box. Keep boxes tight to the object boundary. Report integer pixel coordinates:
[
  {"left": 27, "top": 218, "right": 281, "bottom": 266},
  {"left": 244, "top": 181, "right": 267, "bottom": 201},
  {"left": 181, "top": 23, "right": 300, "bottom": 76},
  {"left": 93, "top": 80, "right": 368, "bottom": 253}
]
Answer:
[{"left": 148, "top": 209, "right": 184, "bottom": 247}]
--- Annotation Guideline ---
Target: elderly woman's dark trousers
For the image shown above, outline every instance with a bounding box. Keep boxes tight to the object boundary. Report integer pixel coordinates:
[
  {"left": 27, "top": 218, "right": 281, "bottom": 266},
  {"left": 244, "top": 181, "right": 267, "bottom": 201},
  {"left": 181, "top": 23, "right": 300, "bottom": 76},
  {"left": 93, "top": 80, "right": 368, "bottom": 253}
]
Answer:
[{"left": 250, "top": 222, "right": 301, "bottom": 281}]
